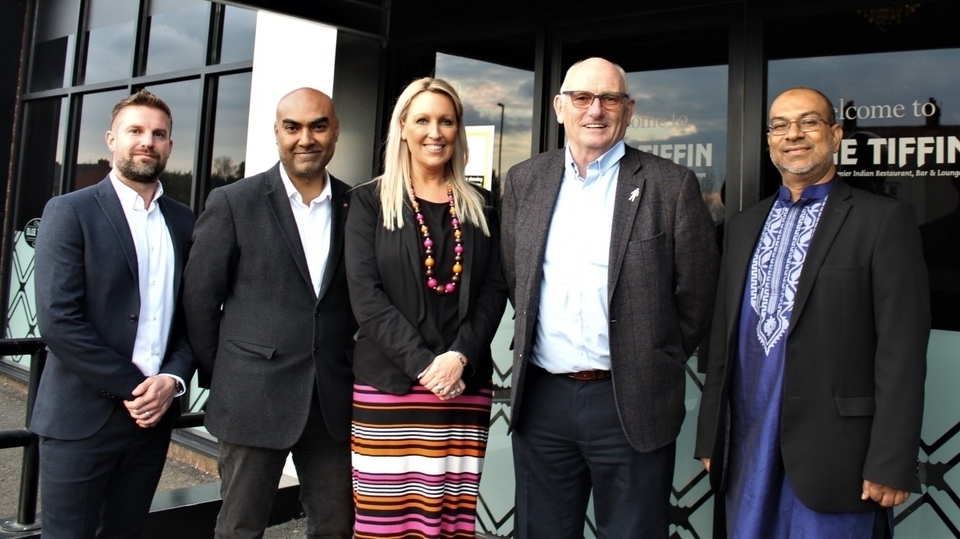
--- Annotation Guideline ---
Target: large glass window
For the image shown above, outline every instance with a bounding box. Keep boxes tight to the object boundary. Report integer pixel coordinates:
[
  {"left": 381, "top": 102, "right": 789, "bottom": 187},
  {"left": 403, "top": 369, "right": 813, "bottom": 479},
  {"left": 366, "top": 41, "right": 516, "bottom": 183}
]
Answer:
[
  {"left": 626, "top": 66, "right": 728, "bottom": 227},
  {"left": 81, "top": 0, "right": 137, "bottom": 84},
  {"left": 29, "top": 0, "right": 80, "bottom": 92},
  {"left": 219, "top": 5, "right": 257, "bottom": 64},
  {"left": 208, "top": 72, "right": 252, "bottom": 193},
  {"left": 436, "top": 53, "right": 534, "bottom": 197},
  {"left": 145, "top": 0, "right": 210, "bottom": 75}
]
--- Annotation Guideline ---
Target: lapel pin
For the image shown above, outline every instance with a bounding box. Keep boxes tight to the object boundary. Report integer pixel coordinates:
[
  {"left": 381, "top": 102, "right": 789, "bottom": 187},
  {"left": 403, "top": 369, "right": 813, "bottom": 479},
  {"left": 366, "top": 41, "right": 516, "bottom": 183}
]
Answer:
[{"left": 629, "top": 188, "right": 639, "bottom": 202}]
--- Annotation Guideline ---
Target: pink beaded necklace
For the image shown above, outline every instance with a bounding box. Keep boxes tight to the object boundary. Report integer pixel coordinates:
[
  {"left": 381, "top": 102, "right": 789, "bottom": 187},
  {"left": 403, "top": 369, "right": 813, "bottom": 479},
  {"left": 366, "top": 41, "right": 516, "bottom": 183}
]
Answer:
[{"left": 409, "top": 183, "right": 463, "bottom": 295}]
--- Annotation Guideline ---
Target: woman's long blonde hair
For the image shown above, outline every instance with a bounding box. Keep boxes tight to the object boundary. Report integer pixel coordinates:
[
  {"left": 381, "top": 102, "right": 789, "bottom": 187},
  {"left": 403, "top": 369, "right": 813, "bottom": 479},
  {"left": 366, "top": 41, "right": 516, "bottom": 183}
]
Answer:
[{"left": 378, "top": 77, "right": 489, "bottom": 236}]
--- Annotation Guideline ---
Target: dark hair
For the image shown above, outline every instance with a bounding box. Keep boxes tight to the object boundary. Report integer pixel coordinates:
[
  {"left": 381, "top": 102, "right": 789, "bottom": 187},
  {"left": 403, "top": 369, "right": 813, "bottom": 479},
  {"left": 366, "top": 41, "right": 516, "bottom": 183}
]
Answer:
[{"left": 110, "top": 89, "right": 173, "bottom": 128}]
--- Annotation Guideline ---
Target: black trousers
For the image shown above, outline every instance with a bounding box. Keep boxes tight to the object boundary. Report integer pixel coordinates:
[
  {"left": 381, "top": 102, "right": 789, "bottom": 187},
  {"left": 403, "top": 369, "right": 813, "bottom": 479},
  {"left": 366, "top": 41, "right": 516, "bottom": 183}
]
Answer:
[
  {"left": 39, "top": 403, "right": 172, "bottom": 539},
  {"left": 214, "top": 391, "right": 353, "bottom": 539},
  {"left": 512, "top": 365, "right": 675, "bottom": 539}
]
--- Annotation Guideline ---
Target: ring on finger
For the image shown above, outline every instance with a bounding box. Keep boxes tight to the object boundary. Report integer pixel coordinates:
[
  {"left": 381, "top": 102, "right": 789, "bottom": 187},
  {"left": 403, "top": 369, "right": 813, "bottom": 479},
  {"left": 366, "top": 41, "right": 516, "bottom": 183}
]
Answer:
[
  {"left": 144, "top": 410, "right": 152, "bottom": 418},
  {"left": 436, "top": 386, "right": 445, "bottom": 394}
]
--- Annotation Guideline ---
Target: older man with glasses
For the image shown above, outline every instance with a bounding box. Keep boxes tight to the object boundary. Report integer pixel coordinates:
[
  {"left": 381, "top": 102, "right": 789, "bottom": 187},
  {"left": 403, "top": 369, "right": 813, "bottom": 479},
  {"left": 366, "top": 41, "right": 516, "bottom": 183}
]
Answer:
[
  {"left": 696, "top": 87, "right": 929, "bottom": 538},
  {"left": 501, "top": 56, "right": 720, "bottom": 538}
]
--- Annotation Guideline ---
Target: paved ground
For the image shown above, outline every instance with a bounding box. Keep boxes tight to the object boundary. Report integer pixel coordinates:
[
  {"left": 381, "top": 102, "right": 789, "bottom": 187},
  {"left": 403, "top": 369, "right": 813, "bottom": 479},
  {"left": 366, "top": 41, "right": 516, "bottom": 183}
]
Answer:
[{"left": 0, "top": 375, "right": 307, "bottom": 537}]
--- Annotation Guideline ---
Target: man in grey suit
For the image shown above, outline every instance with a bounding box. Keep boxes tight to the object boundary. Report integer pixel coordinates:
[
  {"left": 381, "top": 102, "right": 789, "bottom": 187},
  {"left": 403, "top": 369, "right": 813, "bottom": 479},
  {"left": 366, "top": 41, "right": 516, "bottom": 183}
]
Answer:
[
  {"left": 501, "top": 57, "right": 719, "bottom": 538},
  {"left": 183, "top": 87, "right": 357, "bottom": 539},
  {"left": 31, "top": 89, "right": 195, "bottom": 538}
]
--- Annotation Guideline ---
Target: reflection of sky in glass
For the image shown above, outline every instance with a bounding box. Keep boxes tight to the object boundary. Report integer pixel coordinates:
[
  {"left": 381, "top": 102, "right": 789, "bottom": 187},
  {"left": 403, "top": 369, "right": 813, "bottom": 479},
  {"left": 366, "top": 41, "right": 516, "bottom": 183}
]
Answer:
[
  {"left": 220, "top": 5, "right": 257, "bottom": 64},
  {"left": 145, "top": 79, "right": 201, "bottom": 174},
  {"left": 210, "top": 72, "right": 252, "bottom": 174},
  {"left": 31, "top": 0, "right": 80, "bottom": 91},
  {"left": 83, "top": 23, "right": 135, "bottom": 84},
  {"left": 625, "top": 66, "right": 727, "bottom": 194},
  {"left": 769, "top": 48, "right": 960, "bottom": 127},
  {"left": 145, "top": 2, "right": 210, "bottom": 75},
  {"left": 436, "top": 53, "right": 534, "bottom": 176},
  {"left": 77, "top": 89, "right": 128, "bottom": 167}
]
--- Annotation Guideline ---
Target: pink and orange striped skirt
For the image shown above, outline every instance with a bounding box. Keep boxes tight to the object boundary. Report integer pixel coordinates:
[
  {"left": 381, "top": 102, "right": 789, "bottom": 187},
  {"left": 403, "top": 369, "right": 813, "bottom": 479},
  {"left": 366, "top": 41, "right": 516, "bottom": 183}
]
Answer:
[{"left": 351, "top": 383, "right": 493, "bottom": 539}]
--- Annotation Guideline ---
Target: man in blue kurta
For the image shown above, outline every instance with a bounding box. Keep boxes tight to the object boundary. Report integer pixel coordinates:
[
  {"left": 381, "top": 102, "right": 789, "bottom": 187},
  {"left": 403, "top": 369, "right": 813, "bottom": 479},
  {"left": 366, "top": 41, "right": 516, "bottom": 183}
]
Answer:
[{"left": 696, "top": 87, "right": 930, "bottom": 538}]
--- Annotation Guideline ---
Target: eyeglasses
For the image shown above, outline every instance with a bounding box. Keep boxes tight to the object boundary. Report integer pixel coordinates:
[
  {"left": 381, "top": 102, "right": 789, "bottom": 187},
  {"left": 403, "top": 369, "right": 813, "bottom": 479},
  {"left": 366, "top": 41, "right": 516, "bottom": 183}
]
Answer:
[
  {"left": 561, "top": 91, "right": 630, "bottom": 111},
  {"left": 767, "top": 116, "right": 834, "bottom": 136}
]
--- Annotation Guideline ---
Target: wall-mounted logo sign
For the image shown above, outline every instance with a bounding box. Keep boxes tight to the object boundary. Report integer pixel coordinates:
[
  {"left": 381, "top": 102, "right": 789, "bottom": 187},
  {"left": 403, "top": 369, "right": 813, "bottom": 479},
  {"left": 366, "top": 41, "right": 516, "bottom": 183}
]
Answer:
[{"left": 24, "top": 218, "right": 41, "bottom": 248}]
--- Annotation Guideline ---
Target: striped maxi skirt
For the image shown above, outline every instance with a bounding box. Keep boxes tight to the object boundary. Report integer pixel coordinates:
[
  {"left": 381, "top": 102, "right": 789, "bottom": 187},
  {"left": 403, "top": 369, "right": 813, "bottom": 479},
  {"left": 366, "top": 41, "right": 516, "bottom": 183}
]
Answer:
[{"left": 351, "top": 382, "right": 493, "bottom": 539}]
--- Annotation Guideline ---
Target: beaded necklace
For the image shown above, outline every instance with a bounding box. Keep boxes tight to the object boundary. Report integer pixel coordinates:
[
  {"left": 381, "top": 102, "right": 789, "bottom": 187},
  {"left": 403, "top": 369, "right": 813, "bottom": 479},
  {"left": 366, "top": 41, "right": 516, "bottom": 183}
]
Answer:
[{"left": 409, "top": 183, "right": 463, "bottom": 295}]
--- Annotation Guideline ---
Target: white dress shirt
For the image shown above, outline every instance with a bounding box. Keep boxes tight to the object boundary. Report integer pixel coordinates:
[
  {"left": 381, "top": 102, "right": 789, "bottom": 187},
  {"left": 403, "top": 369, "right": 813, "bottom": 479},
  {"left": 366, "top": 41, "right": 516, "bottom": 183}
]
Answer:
[
  {"left": 109, "top": 174, "right": 183, "bottom": 393},
  {"left": 531, "top": 141, "right": 625, "bottom": 373},
  {"left": 278, "top": 166, "right": 332, "bottom": 296}
]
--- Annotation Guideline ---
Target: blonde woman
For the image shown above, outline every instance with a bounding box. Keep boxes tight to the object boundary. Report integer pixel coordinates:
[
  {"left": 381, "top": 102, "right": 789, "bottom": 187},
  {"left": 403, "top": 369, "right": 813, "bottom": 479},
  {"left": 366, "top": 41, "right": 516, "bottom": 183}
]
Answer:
[{"left": 345, "top": 77, "right": 508, "bottom": 538}]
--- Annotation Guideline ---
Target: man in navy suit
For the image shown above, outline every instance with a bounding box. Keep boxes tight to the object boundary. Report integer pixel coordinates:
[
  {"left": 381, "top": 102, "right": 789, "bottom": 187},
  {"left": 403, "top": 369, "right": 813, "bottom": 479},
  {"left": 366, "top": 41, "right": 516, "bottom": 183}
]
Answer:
[
  {"left": 696, "top": 87, "right": 929, "bottom": 537},
  {"left": 31, "top": 89, "right": 195, "bottom": 538}
]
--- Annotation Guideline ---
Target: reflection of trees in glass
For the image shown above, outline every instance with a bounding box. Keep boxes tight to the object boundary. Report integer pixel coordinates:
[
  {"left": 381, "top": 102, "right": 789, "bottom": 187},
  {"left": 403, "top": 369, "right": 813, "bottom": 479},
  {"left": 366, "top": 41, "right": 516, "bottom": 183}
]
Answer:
[
  {"left": 159, "top": 170, "right": 194, "bottom": 207},
  {"left": 210, "top": 156, "right": 246, "bottom": 190}
]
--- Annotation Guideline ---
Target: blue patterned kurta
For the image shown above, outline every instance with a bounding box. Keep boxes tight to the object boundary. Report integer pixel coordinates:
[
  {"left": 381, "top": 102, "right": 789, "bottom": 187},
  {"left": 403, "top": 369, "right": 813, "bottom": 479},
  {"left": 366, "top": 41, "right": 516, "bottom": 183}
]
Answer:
[{"left": 726, "top": 181, "right": 880, "bottom": 538}]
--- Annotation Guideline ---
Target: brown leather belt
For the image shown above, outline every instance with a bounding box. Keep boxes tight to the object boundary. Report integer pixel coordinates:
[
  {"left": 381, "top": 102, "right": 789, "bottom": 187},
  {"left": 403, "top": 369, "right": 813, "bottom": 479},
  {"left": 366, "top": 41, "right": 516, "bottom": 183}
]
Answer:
[{"left": 564, "top": 370, "right": 611, "bottom": 381}]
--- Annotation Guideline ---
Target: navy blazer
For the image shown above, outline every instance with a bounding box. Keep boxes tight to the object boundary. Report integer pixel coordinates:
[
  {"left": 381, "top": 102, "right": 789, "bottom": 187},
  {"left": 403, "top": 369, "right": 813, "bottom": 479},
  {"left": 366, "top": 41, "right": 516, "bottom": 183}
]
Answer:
[
  {"left": 183, "top": 164, "right": 357, "bottom": 447},
  {"left": 344, "top": 179, "right": 508, "bottom": 394},
  {"left": 30, "top": 177, "right": 196, "bottom": 440},
  {"left": 502, "top": 146, "right": 720, "bottom": 452},
  {"left": 696, "top": 180, "right": 930, "bottom": 512}
]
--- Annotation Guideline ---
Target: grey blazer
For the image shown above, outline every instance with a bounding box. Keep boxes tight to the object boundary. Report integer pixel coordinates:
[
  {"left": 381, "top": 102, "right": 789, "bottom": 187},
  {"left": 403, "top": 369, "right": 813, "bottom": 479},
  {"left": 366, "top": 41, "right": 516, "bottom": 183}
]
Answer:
[
  {"left": 183, "top": 163, "right": 357, "bottom": 447},
  {"left": 501, "top": 145, "right": 719, "bottom": 452},
  {"left": 30, "top": 177, "right": 196, "bottom": 440}
]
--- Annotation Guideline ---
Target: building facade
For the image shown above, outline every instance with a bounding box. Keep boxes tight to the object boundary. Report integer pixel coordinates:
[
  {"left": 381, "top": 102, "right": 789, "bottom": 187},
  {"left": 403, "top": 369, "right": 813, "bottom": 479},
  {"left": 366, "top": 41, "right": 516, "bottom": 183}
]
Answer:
[{"left": 1, "top": 0, "right": 958, "bottom": 536}]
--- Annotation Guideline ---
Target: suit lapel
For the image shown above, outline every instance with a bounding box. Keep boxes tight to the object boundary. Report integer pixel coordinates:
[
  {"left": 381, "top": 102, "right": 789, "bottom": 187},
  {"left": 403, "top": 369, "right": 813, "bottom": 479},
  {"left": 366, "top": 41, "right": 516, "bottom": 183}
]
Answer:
[
  {"left": 608, "top": 149, "right": 644, "bottom": 301},
  {"left": 790, "top": 180, "right": 851, "bottom": 326},
  {"left": 318, "top": 176, "right": 347, "bottom": 299},
  {"left": 265, "top": 167, "right": 316, "bottom": 297},
  {"left": 156, "top": 196, "right": 185, "bottom": 299},
  {"left": 95, "top": 178, "right": 139, "bottom": 279},
  {"left": 523, "top": 152, "right": 565, "bottom": 280}
]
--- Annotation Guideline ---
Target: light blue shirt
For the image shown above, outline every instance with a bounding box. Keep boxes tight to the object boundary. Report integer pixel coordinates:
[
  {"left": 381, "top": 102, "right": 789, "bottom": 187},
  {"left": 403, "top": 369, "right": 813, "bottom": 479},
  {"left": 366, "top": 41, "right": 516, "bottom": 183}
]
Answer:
[{"left": 531, "top": 141, "right": 625, "bottom": 373}]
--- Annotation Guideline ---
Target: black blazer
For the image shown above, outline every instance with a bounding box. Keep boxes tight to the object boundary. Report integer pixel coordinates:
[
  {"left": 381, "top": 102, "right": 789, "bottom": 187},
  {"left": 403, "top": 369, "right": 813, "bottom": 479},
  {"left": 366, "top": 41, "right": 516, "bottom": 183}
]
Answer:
[
  {"left": 696, "top": 179, "right": 930, "bottom": 512},
  {"left": 30, "top": 177, "right": 195, "bottom": 440},
  {"left": 183, "top": 163, "right": 357, "bottom": 446},
  {"left": 344, "top": 179, "right": 508, "bottom": 394}
]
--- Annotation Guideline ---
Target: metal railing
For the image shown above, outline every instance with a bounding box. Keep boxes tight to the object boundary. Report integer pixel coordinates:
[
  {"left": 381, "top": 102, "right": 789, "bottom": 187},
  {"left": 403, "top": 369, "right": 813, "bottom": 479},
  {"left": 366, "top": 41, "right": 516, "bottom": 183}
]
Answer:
[
  {"left": 0, "top": 338, "right": 205, "bottom": 534},
  {"left": 0, "top": 338, "right": 44, "bottom": 533}
]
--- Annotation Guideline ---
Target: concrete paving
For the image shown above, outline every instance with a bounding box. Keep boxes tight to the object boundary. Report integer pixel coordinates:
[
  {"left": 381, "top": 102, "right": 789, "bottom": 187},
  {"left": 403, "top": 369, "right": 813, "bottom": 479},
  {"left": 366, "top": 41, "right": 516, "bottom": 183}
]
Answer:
[{"left": 0, "top": 375, "right": 307, "bottom": 537}]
